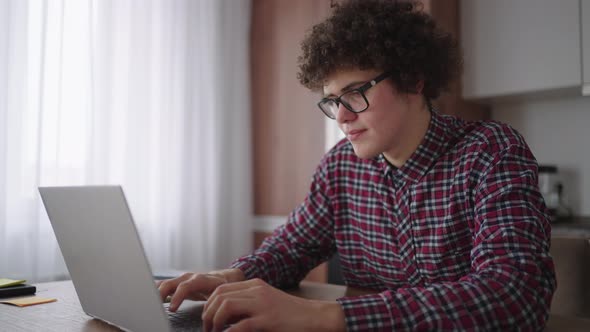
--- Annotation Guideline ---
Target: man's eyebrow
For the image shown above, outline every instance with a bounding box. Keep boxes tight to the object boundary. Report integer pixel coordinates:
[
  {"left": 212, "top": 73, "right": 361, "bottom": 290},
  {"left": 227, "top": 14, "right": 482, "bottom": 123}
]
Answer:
[{"left": 323, "top": 80, "right": 365, "bottom": 98}]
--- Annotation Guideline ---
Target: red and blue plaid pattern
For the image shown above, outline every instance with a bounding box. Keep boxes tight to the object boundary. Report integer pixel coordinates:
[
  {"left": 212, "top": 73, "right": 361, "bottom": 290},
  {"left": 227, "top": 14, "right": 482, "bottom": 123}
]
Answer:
[{"left": 232, "top": 110, "right": 556, "bottom": 331}]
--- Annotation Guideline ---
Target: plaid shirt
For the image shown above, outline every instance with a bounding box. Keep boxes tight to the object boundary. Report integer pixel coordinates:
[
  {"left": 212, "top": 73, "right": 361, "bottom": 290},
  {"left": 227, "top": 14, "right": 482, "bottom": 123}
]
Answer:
[{"left": 232, "top": 110, "right": 556, "bottom": 331}]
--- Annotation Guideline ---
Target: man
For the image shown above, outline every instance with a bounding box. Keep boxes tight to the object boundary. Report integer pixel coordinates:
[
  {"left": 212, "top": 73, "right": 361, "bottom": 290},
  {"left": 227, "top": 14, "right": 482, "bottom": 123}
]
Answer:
[{"left": 159, "top": 1, "right": 556, "bottom": 331}]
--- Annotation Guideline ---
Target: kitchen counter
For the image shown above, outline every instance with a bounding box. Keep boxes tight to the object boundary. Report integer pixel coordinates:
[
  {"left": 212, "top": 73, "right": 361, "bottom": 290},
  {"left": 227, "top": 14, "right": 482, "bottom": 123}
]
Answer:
[
  {"left": 549, "top": 217, "right": 590, "bottom": 319},
  {"left": 552, "top": 217, "right": 590, "bottom": 238}
]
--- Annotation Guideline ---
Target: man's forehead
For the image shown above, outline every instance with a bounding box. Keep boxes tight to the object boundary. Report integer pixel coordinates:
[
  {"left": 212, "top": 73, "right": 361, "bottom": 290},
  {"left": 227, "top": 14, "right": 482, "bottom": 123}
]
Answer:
[{"left": 322, "top": 70, "right": 378, "bottom": 95}]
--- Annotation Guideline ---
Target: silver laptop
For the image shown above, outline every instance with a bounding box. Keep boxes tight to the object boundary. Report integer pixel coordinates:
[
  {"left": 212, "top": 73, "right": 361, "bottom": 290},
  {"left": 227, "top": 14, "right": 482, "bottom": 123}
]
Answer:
[{"left": 39, "top": 185, "right": 203, "bottom": 332}]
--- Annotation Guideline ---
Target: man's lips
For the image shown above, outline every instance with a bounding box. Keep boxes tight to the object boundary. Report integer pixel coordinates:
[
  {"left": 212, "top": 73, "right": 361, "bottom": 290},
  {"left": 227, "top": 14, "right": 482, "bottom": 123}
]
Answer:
[{"left": 346, "top": 129, "right": 367, "bottom": 141}]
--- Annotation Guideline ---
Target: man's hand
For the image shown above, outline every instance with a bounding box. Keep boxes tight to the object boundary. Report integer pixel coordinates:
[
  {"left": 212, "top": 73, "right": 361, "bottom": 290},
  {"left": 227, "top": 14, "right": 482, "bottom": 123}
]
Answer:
[
  {"left": 202, "top": 278, "right": 346, "bottom": 332},
  {"left": 157, "top": 268, "right": 245, "bottom": 312}
]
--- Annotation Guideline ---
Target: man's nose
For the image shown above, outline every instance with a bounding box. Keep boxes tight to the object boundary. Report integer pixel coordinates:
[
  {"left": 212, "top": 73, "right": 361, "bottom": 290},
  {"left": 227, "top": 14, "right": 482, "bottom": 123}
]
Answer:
[{"left": 335, "top": 104, "right": 357, "bottom": 124}]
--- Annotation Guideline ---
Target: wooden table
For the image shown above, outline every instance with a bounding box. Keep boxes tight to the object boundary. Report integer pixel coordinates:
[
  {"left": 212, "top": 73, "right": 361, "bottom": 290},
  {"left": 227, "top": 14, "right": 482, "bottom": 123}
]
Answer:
[{"left": 0, "top": 280, "right": 589, "bottom": 331}]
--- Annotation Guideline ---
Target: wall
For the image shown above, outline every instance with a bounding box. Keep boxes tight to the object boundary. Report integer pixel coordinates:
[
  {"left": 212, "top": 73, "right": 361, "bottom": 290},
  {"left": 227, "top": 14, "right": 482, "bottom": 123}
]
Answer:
[
  {"left": 492, "top": 95, "right": 590, "bottom": 216},
  {"left": 250, "top": 0, "right": 332, "bottom": 282},
  {"left": 251, "top": 0, "right": 329, "bottom": 217}
]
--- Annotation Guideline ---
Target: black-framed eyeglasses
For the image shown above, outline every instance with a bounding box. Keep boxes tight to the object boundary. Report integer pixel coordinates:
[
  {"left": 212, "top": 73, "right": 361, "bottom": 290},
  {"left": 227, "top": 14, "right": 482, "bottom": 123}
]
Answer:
[{"left": 317, "top": 72, "right": 391, "bottom": 120}]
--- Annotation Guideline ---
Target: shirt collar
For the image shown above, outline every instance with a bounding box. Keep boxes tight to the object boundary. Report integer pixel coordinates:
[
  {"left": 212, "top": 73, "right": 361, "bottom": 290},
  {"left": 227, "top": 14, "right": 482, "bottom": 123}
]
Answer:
[{"left": 376, "top": 109, "right": 451, "bottom": 185}]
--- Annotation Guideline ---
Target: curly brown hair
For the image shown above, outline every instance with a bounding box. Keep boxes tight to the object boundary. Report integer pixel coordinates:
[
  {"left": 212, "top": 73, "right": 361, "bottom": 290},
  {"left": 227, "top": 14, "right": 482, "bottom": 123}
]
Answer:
[{"left": 297, "top": 0, "right": 462, "bottom": 100}]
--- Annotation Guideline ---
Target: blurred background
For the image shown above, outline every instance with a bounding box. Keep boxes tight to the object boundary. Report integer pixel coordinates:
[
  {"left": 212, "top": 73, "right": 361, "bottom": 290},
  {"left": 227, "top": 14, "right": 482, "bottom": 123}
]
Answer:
[{"left": 1, "top": 1, "right": 589, "bottom": 310}]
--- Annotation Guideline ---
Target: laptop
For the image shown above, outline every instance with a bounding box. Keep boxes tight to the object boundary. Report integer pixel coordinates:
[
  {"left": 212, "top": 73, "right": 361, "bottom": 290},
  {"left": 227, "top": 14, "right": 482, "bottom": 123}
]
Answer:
[{"left": 39, "top": 185, "right": 203, "bottom": 332}]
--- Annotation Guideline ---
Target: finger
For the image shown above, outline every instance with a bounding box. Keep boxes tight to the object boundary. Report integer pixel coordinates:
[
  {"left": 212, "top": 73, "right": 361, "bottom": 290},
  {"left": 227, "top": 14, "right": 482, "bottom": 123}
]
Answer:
[
  {"left": 226, "top": 317, "right": 260, "bottom": 332},
  {"left": 202, "top": 288, "right": 256, "bottom": 331},
  {"left": 209, "top": 298, "right": 255, "bottom": 332},
  {"left": 204, "top": 278, "right": 266, "bottom": 313},
  {"left": 157, "top": 273, "right": 193, "bottom": 302},
  {"left": 213, "top": 278, "right": 266, "bottom": 295},
  {"left": 170, "top": 274, "right": 225, "bottom": 312}
]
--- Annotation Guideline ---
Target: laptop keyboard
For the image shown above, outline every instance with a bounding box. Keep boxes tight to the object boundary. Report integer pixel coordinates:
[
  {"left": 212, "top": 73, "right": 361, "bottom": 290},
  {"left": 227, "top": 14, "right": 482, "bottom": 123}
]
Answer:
[{"left": 164, "top": 302, "right": 203, "bottom": 331}]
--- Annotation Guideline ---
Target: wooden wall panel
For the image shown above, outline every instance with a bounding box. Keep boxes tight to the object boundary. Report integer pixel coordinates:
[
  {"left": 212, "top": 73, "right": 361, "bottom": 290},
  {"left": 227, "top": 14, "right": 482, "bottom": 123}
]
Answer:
[
  {"left": 251, "top": 0, "right": 331, "bottom": 217},
  {"left": 251, "top": 1, "right": 331, "bottom": 283}
]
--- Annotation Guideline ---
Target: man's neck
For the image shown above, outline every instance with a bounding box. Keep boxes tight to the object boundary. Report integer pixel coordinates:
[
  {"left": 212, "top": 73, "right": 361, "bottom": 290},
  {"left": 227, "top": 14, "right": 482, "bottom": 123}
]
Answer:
[{"left": 383, "top": 104, "right": 432, "bottom": 168}]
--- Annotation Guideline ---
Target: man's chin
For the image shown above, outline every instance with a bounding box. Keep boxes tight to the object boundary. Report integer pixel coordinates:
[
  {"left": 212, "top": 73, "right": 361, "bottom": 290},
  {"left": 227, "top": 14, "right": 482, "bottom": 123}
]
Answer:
[{"left": 351, "top": 145, "right": 379, "bottom": 160}]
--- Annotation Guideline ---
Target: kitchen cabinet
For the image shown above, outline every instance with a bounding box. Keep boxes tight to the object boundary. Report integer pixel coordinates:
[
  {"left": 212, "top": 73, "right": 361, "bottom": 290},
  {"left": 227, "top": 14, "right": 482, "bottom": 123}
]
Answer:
[
  {"left": 583, "top": 0, "right": 590, "bottom": 95},
  {"left": 461, "top": 0, "right": 589, "bottom": 100},
  {"left": 424, "top": 0, "right": 489, "bottom": 120},
  {"left": 550, "top": 218, "right": 590, "bottom": 318}
]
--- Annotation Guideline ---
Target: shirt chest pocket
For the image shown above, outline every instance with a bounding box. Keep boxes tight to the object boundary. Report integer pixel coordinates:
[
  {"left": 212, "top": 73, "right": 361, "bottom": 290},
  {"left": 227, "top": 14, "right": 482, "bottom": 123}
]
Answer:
[{"left": 412, "top": 218, "right": 473, "bottom": 283}]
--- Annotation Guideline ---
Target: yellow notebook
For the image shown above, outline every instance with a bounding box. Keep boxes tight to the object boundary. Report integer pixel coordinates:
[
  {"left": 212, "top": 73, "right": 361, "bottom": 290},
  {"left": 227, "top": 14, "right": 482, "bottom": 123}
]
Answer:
[
  {"left": 0, "top": 296, "right": 57, "bottom": 307},
  {"left": 0, "top": 278, "right": 26, "bottom": 288}
]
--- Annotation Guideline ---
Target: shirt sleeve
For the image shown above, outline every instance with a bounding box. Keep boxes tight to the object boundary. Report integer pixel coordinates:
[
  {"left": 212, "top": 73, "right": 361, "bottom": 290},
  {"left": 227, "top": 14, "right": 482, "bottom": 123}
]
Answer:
[
  {"left": 230, "top": 156, "right": 336, "bottom": 289},
  {"left": 336, "top": 143, "right": 556, "bottom": 331}
]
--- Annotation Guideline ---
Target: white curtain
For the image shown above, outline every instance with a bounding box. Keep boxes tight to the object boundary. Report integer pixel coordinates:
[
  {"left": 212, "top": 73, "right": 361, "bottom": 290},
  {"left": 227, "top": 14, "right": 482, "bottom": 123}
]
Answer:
[
  {"left": 0, "top": 0, "right": 252, "bottom": 282},
  {"left": 325, "top": 119, "right": 344, "bottom": 151}
]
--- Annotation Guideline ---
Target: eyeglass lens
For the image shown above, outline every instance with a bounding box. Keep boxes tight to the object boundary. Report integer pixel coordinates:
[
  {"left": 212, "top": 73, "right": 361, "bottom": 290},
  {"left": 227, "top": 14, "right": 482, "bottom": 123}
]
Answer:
[{"left": 320, "top": 90, "right": 368, "bottom": 119}]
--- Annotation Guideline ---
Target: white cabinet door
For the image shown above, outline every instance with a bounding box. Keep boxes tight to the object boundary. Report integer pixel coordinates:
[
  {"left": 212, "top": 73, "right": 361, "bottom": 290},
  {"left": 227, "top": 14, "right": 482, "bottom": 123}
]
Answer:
[
  {"left": 583, "top": 0, "right": 590, "bottom": 95},
  {"left": 461, "top": 0, "right": 581, "bottom": 99}
]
